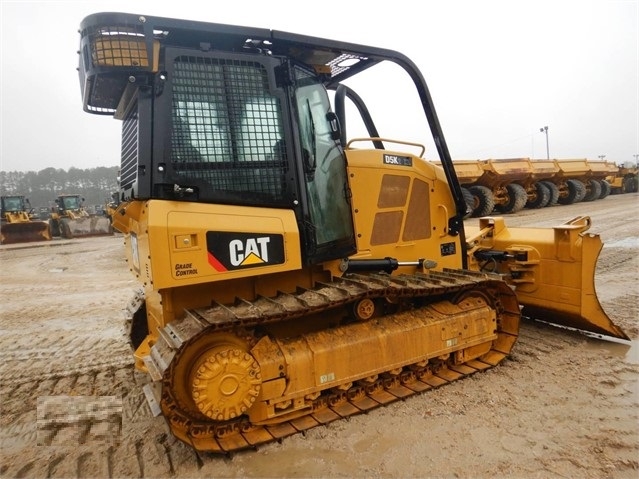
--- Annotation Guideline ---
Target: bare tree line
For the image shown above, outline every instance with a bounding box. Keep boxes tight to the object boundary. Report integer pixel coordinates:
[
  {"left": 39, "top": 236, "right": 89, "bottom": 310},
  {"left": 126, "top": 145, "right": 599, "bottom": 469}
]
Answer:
[{"left": 0, "top": 166, "right": 119, "bottom": 211}]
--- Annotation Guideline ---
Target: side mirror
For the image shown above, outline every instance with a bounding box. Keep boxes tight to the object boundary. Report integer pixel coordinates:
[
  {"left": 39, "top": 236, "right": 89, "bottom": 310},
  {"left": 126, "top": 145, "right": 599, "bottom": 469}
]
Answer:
[{"left": 326, "top": 112, "right": 341, "bottom": 141}]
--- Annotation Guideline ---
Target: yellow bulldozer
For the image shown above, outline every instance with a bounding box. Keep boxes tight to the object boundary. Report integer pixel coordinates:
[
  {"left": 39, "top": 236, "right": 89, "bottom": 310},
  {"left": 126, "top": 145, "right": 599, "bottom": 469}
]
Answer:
[
  {"left": 49, "top": 194, "right": 113, "bottom": 239},
  {"left": 0, "top": 195, "right": 51, "bottom": 245},
  {"left": 78, "top": 12, "right": 628, "bottom": 454}
]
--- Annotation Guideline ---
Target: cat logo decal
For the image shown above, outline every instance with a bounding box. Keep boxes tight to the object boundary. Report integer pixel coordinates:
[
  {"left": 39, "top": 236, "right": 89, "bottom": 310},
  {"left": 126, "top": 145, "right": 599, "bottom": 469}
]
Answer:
[{"left": 206, "top": 232, "right": 285, "bottom": 271}]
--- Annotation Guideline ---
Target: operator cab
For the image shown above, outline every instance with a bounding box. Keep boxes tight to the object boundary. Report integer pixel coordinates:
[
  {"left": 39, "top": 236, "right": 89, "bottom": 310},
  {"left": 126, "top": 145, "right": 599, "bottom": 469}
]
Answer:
[
  {"left": 1, "top": 196, "right": 27, "bottom": 213},
  {"left": 78, "top": 13, "right": 465, "bottom": 264}
]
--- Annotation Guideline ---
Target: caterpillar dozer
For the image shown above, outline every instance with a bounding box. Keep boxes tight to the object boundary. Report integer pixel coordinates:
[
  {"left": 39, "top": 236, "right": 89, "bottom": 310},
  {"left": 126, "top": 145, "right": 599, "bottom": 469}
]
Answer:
[
  {"left": 0, "top": 195, "right": 51, "bottom": 245},
  {"left": 77, "top": 12, "right": 628, "bottom": 453},
  {"left": 49, "top": 194, "right": 113, "bottom": 238}
]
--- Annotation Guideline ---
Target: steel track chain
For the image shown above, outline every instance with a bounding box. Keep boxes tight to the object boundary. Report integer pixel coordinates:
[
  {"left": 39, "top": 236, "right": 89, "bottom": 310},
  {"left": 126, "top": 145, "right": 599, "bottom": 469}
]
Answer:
[{"left": 154, "top": 268, "right": 520, "bottom": 453}]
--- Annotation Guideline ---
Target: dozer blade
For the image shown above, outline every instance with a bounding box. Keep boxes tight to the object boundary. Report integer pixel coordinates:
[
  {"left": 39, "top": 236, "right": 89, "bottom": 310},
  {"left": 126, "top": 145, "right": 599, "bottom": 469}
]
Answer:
[
  {"left": 466, "top": 216, "right": 629, "bottom": 341},
  {"left": 0, "top": 221, "right": 52, "bottom": 245},
  {"left": 59, "top": 217, "right": 113, "bottom": 239}
]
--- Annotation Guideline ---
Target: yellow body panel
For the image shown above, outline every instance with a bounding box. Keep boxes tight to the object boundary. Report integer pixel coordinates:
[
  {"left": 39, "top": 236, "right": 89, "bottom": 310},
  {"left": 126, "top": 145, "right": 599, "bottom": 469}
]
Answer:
[
  {"left": 117, "top": 200, "right": 308, "bottom": 356},
  {"left": 118, "top": 200, "right": 302, "bottom": 291},
  {"left": 586, "top": 159, "right": 614, "bottom": 179},
  {"left": 346, "top": 149, "right": 463, "bottom": 271}
]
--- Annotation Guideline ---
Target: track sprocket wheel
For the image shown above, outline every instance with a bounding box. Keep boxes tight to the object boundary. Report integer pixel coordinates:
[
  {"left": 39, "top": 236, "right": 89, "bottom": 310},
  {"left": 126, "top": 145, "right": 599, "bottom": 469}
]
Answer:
[
  {"left": 191, "top": 348, "right": 261, "bottom": 421},
  {"left": 164, "top": 332, "right": 262, "bottom": 422}
]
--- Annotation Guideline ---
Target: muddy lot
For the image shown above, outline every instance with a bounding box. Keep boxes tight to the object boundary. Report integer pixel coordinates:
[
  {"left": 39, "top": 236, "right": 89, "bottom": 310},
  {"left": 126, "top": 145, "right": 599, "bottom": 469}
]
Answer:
[{"left": 1, "top": 193, "right": 637, "bottom": 479}]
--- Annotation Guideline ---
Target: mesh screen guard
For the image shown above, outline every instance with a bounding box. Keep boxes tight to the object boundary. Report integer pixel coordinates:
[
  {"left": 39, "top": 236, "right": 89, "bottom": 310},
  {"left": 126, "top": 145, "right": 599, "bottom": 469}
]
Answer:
[{"left": 168, "top": 55, "right": 288, "bottom": 204}]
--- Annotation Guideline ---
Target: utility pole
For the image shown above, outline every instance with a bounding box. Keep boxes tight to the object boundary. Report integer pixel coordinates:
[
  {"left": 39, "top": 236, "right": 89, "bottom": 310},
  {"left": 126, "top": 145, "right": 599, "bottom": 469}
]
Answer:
[
  {"left": 539, "top": 126, "right": 549, "bottom": 159},
  {"left": 598, "top": 155, "right": 606, "bottom": 161}
]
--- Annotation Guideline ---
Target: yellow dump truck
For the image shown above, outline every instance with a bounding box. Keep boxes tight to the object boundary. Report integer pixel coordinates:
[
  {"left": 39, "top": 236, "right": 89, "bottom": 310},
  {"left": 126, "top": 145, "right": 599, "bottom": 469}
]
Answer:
[
  {"left": 457, "top": 158, "right": 621, "bottom": 217},
  {"left": 448, "top": 158, "right": 557, "bottom": 217}
]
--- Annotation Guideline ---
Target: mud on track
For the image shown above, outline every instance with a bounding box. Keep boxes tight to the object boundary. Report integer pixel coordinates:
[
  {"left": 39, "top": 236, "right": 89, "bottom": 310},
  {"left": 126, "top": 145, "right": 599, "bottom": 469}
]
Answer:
[{"left": 0, "top": 193, "right": 637, "bottom": 479}]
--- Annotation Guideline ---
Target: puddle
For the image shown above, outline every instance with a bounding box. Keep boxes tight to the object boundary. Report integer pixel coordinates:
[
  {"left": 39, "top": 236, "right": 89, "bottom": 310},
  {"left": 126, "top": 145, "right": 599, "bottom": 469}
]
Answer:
[
  {"left": 578, "top": 333, "right": 637, "bottom": 365},
  {"left": 583, "top": 336, "right": 639, "bottom": 364},
  {"left": 533, "top": 319, "right": 637, "bottom": 364}
]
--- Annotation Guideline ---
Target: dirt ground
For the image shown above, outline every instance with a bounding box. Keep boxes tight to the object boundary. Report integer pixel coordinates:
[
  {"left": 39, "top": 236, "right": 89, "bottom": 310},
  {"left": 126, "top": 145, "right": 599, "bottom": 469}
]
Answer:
[{"left": 1, "top": 193, "right": 637, "bottom": 479}]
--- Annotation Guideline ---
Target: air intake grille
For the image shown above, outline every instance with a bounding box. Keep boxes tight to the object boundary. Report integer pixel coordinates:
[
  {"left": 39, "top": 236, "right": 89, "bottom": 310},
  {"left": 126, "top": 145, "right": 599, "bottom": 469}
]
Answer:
[{"left": 120, "top": 102, "right": 138, "bottom": 193}]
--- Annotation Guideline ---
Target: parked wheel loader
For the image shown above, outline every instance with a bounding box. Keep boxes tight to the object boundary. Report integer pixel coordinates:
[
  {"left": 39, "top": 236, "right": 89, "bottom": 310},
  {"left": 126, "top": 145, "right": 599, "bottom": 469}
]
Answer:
[
  {"left": 0, "top": 195, "right": 52, "bottom": 245},
  {"left": 103, "top": 191, "right": 121, "bottom": 224},
  {"left": 608, "top": 161, "right": 639, "bottom": 194},
  {"left": 49, "top": 194, "right": 113, "bottom": 238},
  {"left": 77, "top": 12, "right": 628, "bottom": 454}
]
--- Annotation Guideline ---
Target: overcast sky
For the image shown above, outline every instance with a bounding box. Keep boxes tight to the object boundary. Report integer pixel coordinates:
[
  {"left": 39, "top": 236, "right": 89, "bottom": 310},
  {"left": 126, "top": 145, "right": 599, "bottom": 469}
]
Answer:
[{"left": 1, "top": 0, "right": 637, "bottom": 172}]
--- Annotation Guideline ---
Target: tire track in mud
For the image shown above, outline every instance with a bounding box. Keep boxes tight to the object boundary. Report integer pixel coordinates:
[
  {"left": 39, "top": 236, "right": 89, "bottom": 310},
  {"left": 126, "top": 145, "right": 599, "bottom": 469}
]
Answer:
[
  {"left": 593, "top": 244, "right": 638, "bottom": 337},
  {"left": 2, "top": 338, "right": 636, "bottom": 479},
  {"left": 0, "top": 362, "right": 190, "bottom": 479},
  {"left": 596, "top": 245, "right": 637, "bottom": 276},
  {"left": 0, "top": 365, "right": 139, "bottom": 448},
  {"left": 514, "top": 321, "right": 639, "bottom": 477},
  {"left": 415, "top": 318, "right": 639, "bottom": 479},
  {"left": 0, "top": 238, "right": 174, "bottom": 479},
  {"left": 1, "top": 430, "right": 202, "bottom": 479},
  {"left": 0, "top": 315, "right": 188, "bottom": 479},
  {"left": 0, "top": 337, "right": 133, "bottom": 387}
]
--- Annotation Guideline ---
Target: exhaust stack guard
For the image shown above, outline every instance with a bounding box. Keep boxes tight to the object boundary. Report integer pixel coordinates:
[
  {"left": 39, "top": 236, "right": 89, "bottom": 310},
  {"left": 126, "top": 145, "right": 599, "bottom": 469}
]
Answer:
[{"left": 465, "top": 216, "right": 628, "bottom": 341}]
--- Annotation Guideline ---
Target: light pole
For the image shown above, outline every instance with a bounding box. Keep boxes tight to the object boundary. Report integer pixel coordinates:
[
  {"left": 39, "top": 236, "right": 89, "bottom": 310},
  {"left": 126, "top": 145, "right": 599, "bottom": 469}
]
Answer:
[{"left": 539, "top": 126, "right": 549, "bottom": 159}]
